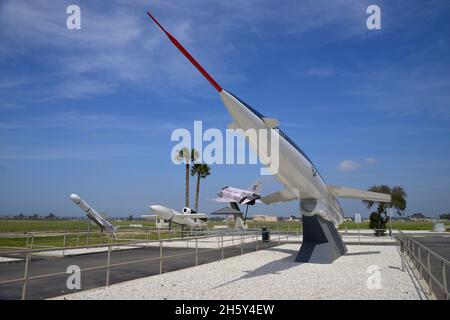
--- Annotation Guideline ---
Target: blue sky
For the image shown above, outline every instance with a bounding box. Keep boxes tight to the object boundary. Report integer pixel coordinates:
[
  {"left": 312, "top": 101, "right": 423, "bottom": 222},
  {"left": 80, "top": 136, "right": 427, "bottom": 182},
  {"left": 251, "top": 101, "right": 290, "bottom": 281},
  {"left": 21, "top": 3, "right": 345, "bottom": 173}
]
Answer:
[{"left": 0, "top": 0, "right": 449, "bottom": 218}]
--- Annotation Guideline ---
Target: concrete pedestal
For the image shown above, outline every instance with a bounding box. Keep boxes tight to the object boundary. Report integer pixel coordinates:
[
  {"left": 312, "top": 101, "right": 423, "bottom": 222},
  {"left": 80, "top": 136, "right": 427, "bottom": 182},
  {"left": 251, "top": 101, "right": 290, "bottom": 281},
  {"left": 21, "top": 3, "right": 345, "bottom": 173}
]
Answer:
[{"left": 295, "top": 215, "right": 347, "bottom": 264}]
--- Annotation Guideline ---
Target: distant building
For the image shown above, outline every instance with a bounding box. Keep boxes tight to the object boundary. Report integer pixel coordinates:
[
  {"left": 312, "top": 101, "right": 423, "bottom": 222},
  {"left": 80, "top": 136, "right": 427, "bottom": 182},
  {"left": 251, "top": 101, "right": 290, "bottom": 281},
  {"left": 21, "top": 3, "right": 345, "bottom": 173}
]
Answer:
[
  {"left": 411, "top": 213, "right": 427, "bottom": 221},
  {"left": 252, "top": 215, "right": 278, "bottom": 222},
  {"left": 156, "top": 218, "right": 169, "bottom": 229}
]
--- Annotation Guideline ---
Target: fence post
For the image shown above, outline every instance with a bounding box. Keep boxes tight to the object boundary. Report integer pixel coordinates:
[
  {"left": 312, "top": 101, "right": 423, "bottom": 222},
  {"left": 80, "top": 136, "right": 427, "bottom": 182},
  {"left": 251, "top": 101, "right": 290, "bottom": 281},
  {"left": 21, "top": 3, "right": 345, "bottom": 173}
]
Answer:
[
  {"left": 195, "top": 237, "right": 198, "bottom": 266},
  {"left": 30, "top": 235, "right": 34, "bottom": 250},
  {"left": 240, "top": 234, "right": 243, "bottom": 255},
  {"left": 442, "top": 261, "right": 448, "bottom": 300},
  {"left": 221, "top": 235, "right": 224, "bottom": 260},
  {"left": 76, "top": 234, "right": 80, "bottom": 247},
  {"left": 400, "top": 239, "right": 405, "bottom": 272},
  {"left": 21, "top": 251, "right": 31, "bottom": 300},
  {"left": 427, "top": 251, "right": 432, "bottom": 296},
  {"left": 63, "top": 234, "right": 67, "bottom": 256},
  {"left": 159, "top": 240, "right": 163, "bottom": 274},
  {"left": 26, "top": 235, "right": 29, "bottom": 248},
  {"left": 106, "top": 244, "right": 112, "bottom": 286},
  {"left": 418, "top": 246, "right": 422, "bottom": 279}
]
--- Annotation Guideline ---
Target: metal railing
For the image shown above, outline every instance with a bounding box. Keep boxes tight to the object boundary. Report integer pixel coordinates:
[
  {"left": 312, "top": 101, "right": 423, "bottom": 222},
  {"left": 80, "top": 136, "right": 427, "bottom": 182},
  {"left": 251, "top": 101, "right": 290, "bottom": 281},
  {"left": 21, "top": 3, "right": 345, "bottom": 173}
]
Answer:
[
  {"left": 0, "top": 230, "right": 289, "bottom": 300},
  {"left": 397, "top": 231, "right": 449, "bottom": 300}
]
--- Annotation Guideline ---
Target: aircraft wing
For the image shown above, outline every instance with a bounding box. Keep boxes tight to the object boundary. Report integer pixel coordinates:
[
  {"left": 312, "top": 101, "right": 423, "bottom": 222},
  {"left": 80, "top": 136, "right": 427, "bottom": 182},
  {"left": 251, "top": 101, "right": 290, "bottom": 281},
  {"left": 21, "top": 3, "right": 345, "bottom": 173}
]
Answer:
[
  {"left": 241, "top": 195, "right": 261, "bottom": 205},
  {"left": 177, "top": 213, "right": 208, "bottom": 219},
  {"left": 327, "top": 185, "right": 391, "bottom": 202},
  {"left": 212, "top": 197, "right": 232, "bottom": 203},
  {"left": 262, "top": 117, "right": 279, "bottom": 128},
  {"left": 261, "top": 188, "right": 300, "bottom": 204}
]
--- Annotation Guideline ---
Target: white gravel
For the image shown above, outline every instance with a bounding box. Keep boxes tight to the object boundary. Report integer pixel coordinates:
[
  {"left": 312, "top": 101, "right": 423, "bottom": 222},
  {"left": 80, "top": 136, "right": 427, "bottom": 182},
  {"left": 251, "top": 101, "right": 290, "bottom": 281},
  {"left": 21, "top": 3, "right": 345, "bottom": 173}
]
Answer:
[{"left": 55, "top": 244, "right": 423, "bottom": 300}]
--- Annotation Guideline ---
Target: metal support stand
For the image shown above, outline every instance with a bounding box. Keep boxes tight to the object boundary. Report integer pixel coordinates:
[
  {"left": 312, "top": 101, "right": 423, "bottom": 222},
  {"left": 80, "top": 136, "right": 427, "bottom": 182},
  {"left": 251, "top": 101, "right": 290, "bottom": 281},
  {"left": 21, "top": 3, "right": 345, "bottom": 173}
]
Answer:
[{"left": 295, "top": 215, "right": 347, "bottom": 264}]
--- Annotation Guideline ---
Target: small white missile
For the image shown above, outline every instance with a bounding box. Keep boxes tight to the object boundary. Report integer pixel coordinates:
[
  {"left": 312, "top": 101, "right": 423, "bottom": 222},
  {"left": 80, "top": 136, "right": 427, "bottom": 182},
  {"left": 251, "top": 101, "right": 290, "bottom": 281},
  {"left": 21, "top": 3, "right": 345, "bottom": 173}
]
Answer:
[
  {"left": 143, "top": 205, "right": 207, "bottom": 227},
  {"left": 70, "top": 194, "right": 117, "bottom": 236}
]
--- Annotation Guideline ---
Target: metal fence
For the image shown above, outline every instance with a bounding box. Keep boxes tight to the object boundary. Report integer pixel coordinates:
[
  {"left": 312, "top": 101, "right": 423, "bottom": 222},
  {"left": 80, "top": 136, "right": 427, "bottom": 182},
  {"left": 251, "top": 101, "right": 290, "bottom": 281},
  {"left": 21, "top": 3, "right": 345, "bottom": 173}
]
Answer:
[
  {"left": 0, "top": 230, "right": 289, "bottom": 300},
  {"left": 397, "top": 231, "right": 449, "bottom": 300}
]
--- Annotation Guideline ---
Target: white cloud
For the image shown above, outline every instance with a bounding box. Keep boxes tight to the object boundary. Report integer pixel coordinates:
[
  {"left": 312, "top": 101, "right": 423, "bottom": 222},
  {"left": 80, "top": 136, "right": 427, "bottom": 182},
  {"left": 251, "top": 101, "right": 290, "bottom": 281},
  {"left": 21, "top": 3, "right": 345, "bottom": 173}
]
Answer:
[
  {"left": 337, "top": 157, "right": 377, "bottom": 172},
  {"left": 0, "top": 0, "right": 372, "bottom": 103},
  {"left": 304, "top": 67, "right": 337, "bottom": 77},
  {"left": 337, "top": 160, "right": 361, "bottom": 172}
]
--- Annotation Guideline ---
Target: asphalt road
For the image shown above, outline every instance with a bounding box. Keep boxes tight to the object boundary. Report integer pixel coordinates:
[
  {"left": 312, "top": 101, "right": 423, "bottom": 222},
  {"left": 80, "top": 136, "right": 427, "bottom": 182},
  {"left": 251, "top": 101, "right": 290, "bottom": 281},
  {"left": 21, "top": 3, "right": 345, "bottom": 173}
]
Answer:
[
  {"left": 407, "top": 234, "right": 450, "bottom": 299},
  {"left": 0, "top": 241, "right": 277, "bottom": 300}
]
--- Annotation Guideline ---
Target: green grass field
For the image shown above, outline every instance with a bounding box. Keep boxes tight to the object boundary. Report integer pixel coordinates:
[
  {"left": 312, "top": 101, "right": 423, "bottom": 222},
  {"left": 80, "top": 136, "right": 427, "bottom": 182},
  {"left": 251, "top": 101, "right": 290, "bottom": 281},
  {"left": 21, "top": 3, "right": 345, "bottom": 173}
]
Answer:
[
  {"left": 0, "top": 219, "right": 157, "bottom": 233},
  {"left": 0, "top": 219, "right": 447, "bottom": 249}
]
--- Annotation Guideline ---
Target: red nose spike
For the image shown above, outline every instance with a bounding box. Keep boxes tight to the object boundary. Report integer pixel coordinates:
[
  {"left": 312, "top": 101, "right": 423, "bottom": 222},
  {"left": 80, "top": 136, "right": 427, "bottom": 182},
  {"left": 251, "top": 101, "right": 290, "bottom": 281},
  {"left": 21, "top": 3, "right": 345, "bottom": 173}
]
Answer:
[{"left": 146, "top": 11, "right": 223, "bottom": 92}]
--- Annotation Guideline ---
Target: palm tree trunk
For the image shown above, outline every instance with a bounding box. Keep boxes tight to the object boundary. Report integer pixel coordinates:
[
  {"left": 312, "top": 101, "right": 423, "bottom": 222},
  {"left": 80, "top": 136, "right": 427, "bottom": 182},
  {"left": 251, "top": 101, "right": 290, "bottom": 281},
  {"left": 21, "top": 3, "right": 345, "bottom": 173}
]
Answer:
[
  {"left": 195, "top": 173, "right": 200, "bottom": 212},
  {"left": 185, "top": 163, "right": 189, "bottom": 207}
]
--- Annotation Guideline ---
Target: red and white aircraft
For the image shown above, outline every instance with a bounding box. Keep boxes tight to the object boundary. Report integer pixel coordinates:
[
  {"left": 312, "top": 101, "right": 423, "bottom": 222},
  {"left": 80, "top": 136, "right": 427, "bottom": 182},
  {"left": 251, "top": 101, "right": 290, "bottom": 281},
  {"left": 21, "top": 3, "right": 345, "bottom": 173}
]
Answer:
[{"left": 214, "top": 182, "right": 262, "bottom": 206}]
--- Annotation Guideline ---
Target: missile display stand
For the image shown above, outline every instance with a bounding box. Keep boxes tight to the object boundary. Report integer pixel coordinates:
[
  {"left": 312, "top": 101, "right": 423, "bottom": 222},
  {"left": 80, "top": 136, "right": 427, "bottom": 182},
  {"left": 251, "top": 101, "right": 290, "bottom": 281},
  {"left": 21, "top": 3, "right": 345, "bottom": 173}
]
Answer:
[{"left": 295, "top": 215, "right": 347, "bottom": 264}]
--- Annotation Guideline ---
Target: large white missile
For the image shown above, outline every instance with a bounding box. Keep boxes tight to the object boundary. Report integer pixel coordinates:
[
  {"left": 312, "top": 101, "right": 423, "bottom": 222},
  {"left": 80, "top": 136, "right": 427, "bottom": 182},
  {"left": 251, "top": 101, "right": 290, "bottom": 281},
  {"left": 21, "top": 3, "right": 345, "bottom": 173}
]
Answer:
[
  {"left": 70, "top": 194, "right": 117, "bottom": 236},
  {"left": 145, "top": 11, "right": 391, "bottom": 263}
]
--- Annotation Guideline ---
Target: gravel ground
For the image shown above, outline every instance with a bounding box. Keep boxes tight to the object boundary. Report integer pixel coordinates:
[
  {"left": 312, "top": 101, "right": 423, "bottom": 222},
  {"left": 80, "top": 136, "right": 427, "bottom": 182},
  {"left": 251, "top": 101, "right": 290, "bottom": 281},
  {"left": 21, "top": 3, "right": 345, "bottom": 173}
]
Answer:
[{"left": 55, "top": 244, "right": 423, "bottom": 300}]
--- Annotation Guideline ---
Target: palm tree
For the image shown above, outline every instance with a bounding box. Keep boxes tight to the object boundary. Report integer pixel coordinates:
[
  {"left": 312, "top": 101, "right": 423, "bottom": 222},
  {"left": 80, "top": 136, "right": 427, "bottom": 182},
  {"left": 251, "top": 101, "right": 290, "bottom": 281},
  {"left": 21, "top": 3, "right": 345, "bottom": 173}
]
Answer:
[
  {"left": 174, "top": 148, "right": 199, "bottom": 208},
  {"left": 191, "top": 163, "right": 211, "bottom": 212},
  {"left": 362, "top": 185, "right": 407, "bottom": 234}
]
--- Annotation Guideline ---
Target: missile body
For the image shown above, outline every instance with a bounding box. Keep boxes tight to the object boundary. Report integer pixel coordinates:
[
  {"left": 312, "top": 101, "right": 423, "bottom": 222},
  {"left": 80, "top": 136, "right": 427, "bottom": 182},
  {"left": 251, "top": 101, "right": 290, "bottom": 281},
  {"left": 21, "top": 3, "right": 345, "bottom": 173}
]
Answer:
[
  {"left": 70, "top": 194, "right": 118, "bottom": 235},
  {"left": 149, "top": 205, "right": 201, "bottom": 227}
]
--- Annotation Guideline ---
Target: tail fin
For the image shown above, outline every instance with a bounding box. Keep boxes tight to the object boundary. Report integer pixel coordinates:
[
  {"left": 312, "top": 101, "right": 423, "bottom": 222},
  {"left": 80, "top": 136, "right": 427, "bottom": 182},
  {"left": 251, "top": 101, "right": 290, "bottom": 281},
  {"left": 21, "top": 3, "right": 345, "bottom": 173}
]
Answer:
[{"left": 250, "top": 181, "right": 262, "bottom": 194}]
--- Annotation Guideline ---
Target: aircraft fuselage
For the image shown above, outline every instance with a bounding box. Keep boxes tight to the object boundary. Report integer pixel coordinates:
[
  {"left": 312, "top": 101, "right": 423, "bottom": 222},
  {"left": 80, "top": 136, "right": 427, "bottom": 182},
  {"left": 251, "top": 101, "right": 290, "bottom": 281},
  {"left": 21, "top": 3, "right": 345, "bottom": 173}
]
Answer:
[{"left": 220, "top": 90, "right": 344, "bottom": 225}]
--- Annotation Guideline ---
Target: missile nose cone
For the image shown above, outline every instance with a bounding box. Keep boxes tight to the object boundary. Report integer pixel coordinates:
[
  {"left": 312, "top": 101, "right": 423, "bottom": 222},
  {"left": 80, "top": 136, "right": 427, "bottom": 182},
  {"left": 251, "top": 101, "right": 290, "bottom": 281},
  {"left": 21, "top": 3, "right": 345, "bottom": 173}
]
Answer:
[
  {"left": 70, "top": 194, "right": 81, "bottom": 202},
  {"left": 149, "top": 205, "right": 163, "bottom": 212}
]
